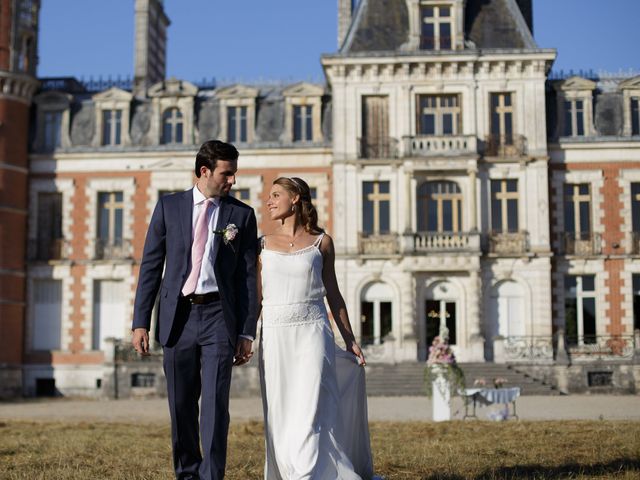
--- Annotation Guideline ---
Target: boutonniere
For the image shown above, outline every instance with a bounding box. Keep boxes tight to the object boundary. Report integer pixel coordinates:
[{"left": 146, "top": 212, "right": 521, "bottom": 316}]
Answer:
[{"left": 213, "top": 223, "right": 239, "bottom": 252}]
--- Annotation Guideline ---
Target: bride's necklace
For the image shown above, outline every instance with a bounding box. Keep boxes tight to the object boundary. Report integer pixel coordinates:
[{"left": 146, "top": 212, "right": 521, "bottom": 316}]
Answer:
[{"left": 288, "top": 229, "right": 305, "bottom": 247}]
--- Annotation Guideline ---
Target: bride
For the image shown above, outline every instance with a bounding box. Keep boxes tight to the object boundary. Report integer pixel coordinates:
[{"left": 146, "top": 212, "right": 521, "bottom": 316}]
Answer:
[{"left": 258, "top": 176, "right": 374, "bottom": 479}]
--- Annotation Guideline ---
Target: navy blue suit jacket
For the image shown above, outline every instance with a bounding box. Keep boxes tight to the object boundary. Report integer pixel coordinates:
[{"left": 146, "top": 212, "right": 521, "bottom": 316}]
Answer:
[{"left": 132, "top": 189, "right": 258, "bottom": 346}]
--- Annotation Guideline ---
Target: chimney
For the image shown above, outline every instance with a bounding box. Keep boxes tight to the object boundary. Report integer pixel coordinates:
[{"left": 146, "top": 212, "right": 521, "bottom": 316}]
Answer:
[
  {"left": 133, "top": 0, "right": 170, "bottom": 97},
  {"left": 338, "top": 0, "right": 353, "bottom": 48}
]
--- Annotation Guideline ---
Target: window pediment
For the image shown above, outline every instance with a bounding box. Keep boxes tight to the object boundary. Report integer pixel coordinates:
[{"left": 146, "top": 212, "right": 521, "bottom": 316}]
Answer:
[
  {"left": 216, "top": 84, "right": 259, "bottom": 99},
  {"left": 620, "top": 76, "right": 640, "bottom": 90},
  {"left": 148, "top": 78, "right": 198, "bottom": 98},
  {"left": 282, "top": 82, "right": 324, "bottom": 98},
  {"left": 555, "top": 76, "right": 597, "bottom": 93},
  {"left": 92, "top": 87, "right": 133, "bottom": 103}
]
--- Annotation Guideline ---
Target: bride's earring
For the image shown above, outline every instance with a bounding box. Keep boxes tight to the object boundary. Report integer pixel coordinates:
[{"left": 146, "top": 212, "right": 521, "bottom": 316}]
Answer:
[{"left": 291, "top": 204, "right": 296, "bottom": 213}]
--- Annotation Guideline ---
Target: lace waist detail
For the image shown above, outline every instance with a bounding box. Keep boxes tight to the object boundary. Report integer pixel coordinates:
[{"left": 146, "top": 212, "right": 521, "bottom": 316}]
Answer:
[{"left": 262, "top": 300, "right": 327, "bottom": 328}]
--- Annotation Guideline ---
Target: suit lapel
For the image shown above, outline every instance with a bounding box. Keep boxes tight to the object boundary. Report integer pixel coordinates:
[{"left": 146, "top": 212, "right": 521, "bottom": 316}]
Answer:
[
  {"left": 179, "top": 189, "right": 193, "bottom": 252},
  {"left": 211, "top": 196, "right": 234, "bottom": 263}
]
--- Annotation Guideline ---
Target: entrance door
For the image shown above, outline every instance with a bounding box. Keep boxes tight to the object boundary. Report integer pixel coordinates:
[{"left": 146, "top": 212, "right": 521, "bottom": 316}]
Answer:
[{"left": 425, "top": 299, "right": 456, "bottom": 346}]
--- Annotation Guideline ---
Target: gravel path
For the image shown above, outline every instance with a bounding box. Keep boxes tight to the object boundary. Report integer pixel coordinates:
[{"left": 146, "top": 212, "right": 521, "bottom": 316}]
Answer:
[{"left": 1, "top": 395, "right": 638, "bottom": 423}]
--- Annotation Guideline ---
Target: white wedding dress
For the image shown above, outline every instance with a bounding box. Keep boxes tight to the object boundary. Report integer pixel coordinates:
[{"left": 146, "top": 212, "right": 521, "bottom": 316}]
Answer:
[{"left": 259, "top": 234, "right": 374, "bottom": 480}]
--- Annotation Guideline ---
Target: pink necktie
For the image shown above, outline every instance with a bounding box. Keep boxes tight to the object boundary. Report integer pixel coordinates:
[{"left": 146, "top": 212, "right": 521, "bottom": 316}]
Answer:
[{"left": 182, "top": 199, "right": 214, "bottom": 296}]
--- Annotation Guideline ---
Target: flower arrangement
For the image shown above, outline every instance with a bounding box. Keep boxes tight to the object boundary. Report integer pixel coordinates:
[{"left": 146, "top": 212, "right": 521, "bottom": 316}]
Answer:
[
  {"left": 423, "top": 336, "right": 465, "bottom": 397},
  {"left": 214, "top": 223, "right": 238, "bottom": 252},
  {"left": 473, "top": 377, "right": 508, "bottom": 389}
]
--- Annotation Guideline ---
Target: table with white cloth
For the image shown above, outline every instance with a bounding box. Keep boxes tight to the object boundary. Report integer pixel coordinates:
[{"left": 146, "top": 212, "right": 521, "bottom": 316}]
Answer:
[{"left": 461, "top": 387, "right": 521, "bottom": 419}]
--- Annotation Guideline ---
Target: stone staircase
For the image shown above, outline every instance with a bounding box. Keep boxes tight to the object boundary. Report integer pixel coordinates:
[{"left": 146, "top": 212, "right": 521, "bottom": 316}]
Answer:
[{"left": 364, "top": 362, "right": 559, "bottom": 396}]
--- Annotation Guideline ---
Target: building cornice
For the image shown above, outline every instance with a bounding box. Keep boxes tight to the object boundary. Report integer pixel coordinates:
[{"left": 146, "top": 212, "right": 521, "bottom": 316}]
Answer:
[{"left": 0, "top": 70, "right": 39, "bottom": 105}]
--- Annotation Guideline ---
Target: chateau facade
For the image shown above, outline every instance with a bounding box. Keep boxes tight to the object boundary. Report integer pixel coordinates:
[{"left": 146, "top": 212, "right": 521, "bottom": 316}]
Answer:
[{"left": 1, "top": 0, "right": 639, "bottom": 397}]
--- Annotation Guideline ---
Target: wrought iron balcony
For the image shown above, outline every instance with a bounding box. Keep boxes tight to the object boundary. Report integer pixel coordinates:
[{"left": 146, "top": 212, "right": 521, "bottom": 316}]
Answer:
[
  {"left": 94, "top": 238, "right": 133, "bottom": 260},
  {"left": 557, "top": 232, "right": 602, "bottom": 256},
  {"left": 357, "top": 137, "right": 399, "bottom": 159},
  {"left": 357, "top": 233, "right": 399, "bottom": 255},
  {"left": 487, "top": 231, "right": 529, "bottom": 255},
  {"left": 403, "top": 134, "right": 477, "bottom": 157},
  {"left": 28, "top": 238, "right": 69, "bottom": 261},
  {"left": 405, "top": 231, "right": 481, "bottom": 253},
  {"left": 483, "top": 134, "right": 527, "bottom": 157}
]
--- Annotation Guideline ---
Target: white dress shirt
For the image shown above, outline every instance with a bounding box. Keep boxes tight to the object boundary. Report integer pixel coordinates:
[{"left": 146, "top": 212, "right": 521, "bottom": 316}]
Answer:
[{"left": 191, "top": 186, "right": 220, "bottom": 294}]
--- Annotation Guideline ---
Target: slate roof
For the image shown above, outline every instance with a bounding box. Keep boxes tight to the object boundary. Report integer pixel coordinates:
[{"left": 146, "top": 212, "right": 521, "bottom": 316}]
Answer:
[{"left": 341, "top": 0, "right": 536, "bottom": 54}]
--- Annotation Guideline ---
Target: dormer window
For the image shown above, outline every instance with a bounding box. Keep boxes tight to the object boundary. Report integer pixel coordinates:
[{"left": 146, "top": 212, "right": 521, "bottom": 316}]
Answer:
[
  {"left": 420, "top": 5, "right": 451, "bottom": 50},
  {"left": 161, "top": 107, "right": 183, "bottom": 144},
  {"left": 102, "top": 109, "right": 122, "bottom": 145},
  {"left": 43, "top": 111, "right": 63, "bottom": 152},
  {"left": 632, "top": 98, "right": 640, "bottom": 136},
  {"left": 563, "top": 100, "right": 585, "bottom": 137},
  {"left": 216, "top": 85, "right": 258, "bottom": 144},
  {"left": 34, "top": 91, "right": 72, "bottom": 153},
  {"left": 554, "top": 77, "right": 596, "bottom": 139},
  {"left": 282, "top": 82, "right": 324, "bottom": 143},
  {"left": 92, "top": 87, "right": 133, "bottom": 147},
  {"left": 293, "top": 105, "right": 313, "bottom": 142},
  {"left": 227, "top": 106, "right": 248, "bottom": 143}
]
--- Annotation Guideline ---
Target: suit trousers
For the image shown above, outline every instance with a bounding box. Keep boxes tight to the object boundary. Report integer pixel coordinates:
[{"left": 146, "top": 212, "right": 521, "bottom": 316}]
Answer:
[{"left": 163, "top": 298, "right": 234, "bottom": 480}]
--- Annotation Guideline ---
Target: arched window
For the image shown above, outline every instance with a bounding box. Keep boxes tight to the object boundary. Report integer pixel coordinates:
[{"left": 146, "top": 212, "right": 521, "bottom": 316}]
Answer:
[
  {"left": 417, "top": 181, "right": 462, "bottom": 232},
  {"left": 360, "top": 282, "right": 393, "bottom": 346},
  {"left": 162, "top": 108, "right": 183, "bottom": 144}
]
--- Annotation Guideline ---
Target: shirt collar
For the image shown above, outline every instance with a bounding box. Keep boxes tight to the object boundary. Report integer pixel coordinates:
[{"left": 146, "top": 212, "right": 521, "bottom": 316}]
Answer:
[{"left": 192, "top": 185, "right": 220, "bottom": 207}]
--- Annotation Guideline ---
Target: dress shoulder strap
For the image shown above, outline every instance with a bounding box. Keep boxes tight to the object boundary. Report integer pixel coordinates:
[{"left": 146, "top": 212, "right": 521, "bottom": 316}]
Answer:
[{"left": 313, "top": 233, "right": 325, "bottom": 247}]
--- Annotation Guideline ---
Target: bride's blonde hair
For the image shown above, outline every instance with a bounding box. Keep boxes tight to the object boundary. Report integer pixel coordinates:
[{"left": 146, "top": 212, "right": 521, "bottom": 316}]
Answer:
[{"left": 273, "top": 177, "right": 324, "bottom": 234}]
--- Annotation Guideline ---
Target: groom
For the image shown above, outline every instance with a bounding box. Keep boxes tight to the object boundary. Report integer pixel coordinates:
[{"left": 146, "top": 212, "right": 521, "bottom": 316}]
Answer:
[{"left": 131, "top": 140, "right": 258, "bottom": 480}]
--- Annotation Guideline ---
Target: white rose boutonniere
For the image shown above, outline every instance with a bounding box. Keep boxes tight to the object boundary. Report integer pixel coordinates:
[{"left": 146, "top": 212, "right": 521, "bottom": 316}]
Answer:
[{"left": 213, "top": 223, "right": 239, "bottom": 252}]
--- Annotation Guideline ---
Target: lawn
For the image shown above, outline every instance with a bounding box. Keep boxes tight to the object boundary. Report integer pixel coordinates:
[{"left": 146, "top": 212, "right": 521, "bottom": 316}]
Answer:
[{"left": 0, "top": 420, "right": 639, "bottom": 479}]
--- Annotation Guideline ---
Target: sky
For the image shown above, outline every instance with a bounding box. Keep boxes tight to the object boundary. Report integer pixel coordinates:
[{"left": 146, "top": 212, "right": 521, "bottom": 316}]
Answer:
[{"left": 38, "top": 0, "right": 640, "bottom": 83}]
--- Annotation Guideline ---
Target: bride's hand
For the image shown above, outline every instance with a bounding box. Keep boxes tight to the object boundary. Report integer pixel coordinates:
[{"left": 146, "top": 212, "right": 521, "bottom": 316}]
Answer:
[{"left": 347, "top": 342, "right": 366, "bottom": 366}]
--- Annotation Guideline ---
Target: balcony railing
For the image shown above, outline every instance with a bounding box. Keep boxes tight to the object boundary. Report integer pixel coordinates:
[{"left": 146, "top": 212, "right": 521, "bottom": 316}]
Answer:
[
  {"left": 407, "top": 231, "right": 481, "bottom": 253},
  {"left": 28, "top": 238, "right": 69, "bottom": 261},
  {"left": 488, "top": 231, "right": 529, "bottom": 255},
  {"left": 566, "top": 335, "right": 636, "bottom": 360},
  {"left": 358, "top": 137, "right": 399, "bottom": 159},
  {"left": 557, "top": 232, "right": 602, "bottom": 256},
  {"left": 404, "top": 134, "right": 477, "bottom": 157},
  {"left": 483, "top": 134, "right": 527, "bottom": 157},
  {"left": 358, "top": 233, "right": 399, "bottom": 255},
  {"left": 94, "top": 238, "right": 133, "bottom": 260},
  {"left": 502, "top": 336, "right": 555, "bottom": 362}
]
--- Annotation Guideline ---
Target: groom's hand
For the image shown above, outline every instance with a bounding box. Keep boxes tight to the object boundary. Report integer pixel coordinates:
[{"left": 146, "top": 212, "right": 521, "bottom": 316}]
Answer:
[
  {"left": 132, "top": 328, "right": 150, "bottom": 356},
  {"left": 233, "top": 338, "right": 253, "bottom": 366}
]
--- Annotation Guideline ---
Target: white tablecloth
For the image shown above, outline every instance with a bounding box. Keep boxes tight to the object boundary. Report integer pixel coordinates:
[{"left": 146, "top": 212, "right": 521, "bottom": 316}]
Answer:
[{"left": 463, "top": 387, "right": 521, "bottom": 405}]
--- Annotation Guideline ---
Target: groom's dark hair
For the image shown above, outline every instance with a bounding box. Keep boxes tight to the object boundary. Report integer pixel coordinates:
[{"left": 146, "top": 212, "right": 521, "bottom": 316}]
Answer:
[{"left": 195, "top": 140, "right": 239, "bottom": 177}]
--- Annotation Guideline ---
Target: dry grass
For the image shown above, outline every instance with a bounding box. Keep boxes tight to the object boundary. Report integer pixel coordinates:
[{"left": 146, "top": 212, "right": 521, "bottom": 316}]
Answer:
[{"left": 0, "top": 420, "right": 639, "bottom": 479}]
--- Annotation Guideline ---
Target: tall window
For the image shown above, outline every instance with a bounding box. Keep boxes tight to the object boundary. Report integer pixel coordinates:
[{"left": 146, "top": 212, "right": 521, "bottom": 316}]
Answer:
[
  {"left": 564, "top": 184, "right": 591, "bottom": 237},
  {"left": 632, "top": 98, "right": 640, "bottom": 136},
  {"left": 632, "top": 183, "right": 640, "bottom": 254},
  {"left": 425, "top": 300, "right": 456, "bottom": 345},
  {"left": 36, "top": 192, "right": 63, "bottom": 260},
  {"left": 43, "top": 111, "right": 62, "bottom": 151},
  {"left": 491, "top": 180, "right": 518, "bottom": 233},
  {"left": 563, "top": 100, "right": 585, "bottom": 136},
  {"left": 92, "top": 280, "right": 126, "bottom": 351},
  {"left": 417, "top": 95, "right": 460, "bottom": 136},
  {"left": 417, "top": 181, "right": 462, "bottom": 232},
  {"left": 227, "top": 106, "right": 247, "bottom": 143},
  {"left": 565, "top": 275, "right": 596, "bottom": 345},
  {"left": 102, "top": 109, "right": 122, "bottom": 145},
  {"left": 97, "top": 192, "right": 124, "bottom": 258},
  {"left": 360, "top": 282, "right": 393, "bottom": 346},
  {"left": 420, "top": 5, "right": 451, "bottom": 50},
  {"left": 490, "top": 93, "right": 514, "bottom": 145},
  {"left": 361, "top": 95, "right": 390, "bottom": 158},
  {"left": 293, "top": 105, "right": 313, "bottom": 142},
  {"left": 362, "top": 181, "right": 390, "bottom": 234},
  {"left": 633, "top": 275, "right": 640, "bottom": 332},
  {"left": 32, "top": 279, "right": 62, "bottom": 351},
  {"left": 161, "top": 108, "right": 183, "bottom": 144}
]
